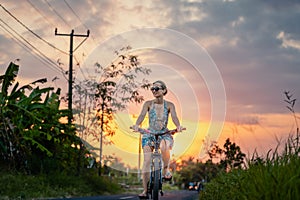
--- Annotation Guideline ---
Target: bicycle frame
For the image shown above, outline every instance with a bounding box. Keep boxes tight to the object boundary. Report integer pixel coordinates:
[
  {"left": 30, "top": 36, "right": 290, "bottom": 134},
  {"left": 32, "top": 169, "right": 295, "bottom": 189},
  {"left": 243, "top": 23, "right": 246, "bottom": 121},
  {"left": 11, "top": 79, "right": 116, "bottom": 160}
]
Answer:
[
  {"left": 149, "top": 134, "right": 164, "bottom": 200},
  {"left": 131, "top": 127, "right": 183, "bottom": 200}
]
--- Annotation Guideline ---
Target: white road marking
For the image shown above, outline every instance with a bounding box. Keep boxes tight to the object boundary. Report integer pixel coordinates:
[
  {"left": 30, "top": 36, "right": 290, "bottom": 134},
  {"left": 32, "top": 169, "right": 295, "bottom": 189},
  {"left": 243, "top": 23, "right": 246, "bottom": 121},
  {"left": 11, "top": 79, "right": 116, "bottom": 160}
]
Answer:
[{"left": 119, "top": 196, "right": 135, "bottom": 199}]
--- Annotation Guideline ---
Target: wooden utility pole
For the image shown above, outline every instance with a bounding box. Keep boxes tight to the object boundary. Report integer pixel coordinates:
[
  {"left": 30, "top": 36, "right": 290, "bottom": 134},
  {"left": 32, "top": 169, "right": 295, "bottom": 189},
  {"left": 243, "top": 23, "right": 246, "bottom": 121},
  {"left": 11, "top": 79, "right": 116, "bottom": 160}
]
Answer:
[{"left": 55, "top": 28, "right": 89, "bottom": 125}]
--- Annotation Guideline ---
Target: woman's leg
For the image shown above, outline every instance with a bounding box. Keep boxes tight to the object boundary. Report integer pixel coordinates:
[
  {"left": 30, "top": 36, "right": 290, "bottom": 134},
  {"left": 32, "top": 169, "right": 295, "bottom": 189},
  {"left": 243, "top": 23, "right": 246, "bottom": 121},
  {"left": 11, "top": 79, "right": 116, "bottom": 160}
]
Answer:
[
  {"left": 160, "top": 139, "right": 172, "bottom": 178},
  {"left": 141, "top": 145, "right": 152, "bottom": 195}
]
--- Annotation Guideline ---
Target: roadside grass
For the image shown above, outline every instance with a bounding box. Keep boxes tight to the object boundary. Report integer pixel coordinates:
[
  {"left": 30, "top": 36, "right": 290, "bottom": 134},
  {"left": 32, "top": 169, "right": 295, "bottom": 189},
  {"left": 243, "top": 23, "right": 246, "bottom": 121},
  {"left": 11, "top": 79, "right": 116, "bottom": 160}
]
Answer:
[
  {"left": 0, "top": 167, "right": 179, "bottom": 199},
  {"left": 199, "top": 133, "right": 300, "bottom": 200},
  {"left": 0, "top": 170, "right": 121, "bottom": 199}
]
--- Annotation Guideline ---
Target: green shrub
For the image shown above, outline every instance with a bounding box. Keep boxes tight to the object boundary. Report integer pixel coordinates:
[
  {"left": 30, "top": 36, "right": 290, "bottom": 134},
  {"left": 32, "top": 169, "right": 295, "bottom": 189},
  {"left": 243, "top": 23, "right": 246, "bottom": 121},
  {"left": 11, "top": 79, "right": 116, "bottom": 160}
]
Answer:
[
  {"left": 200, "top": 134, "right": 300, "bottom": 200},
  {"left": 0, "top": 171, "right": 120, "bottom": 199}
]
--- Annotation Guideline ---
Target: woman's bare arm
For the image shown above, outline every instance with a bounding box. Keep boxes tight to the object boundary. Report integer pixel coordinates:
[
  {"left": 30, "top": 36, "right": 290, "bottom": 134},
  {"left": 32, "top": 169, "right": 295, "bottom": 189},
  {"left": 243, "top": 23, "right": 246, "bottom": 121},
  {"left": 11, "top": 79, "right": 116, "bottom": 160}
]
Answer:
[
  {"left": 133, "top": 100, "right": 150, "bottom": 129},
  {"left": 169, "top": 102, "right": 181, "bottom": 129}
]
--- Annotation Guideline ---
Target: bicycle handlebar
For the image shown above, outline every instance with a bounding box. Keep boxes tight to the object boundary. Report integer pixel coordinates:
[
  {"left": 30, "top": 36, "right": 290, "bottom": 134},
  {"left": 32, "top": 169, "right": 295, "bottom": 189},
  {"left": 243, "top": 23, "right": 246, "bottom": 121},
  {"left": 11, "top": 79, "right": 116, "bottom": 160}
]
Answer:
[{"left": 130, "top": 126, "right": 186, "bottom": 136}]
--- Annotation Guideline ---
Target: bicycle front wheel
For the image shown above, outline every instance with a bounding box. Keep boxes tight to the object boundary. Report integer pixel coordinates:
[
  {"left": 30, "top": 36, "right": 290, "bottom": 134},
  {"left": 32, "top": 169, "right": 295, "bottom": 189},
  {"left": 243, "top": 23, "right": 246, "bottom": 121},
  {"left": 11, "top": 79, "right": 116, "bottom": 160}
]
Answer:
[{"left": 152, "top": 159, "right": 160, "bottom": 200}]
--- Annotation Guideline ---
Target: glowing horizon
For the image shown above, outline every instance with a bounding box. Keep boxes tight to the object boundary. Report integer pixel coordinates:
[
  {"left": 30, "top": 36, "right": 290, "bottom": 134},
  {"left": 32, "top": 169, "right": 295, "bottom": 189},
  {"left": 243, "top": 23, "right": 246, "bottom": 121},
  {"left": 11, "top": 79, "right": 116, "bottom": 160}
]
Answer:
[{"left": 84, "top": 111, "right": 299, "bottom": 169}]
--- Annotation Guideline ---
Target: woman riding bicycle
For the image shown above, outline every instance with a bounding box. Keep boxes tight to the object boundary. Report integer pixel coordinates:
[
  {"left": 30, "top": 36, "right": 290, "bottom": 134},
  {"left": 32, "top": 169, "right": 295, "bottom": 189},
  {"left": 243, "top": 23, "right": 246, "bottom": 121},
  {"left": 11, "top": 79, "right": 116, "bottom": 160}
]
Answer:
[{"left": 131, "top": 80, "right": 183, "bottom": 198}]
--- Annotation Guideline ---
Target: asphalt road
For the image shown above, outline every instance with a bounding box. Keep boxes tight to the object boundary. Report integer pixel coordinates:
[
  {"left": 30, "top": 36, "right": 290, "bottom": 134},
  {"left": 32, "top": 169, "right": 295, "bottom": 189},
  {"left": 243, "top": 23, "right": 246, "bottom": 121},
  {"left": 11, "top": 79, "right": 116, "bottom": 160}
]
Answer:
[{"left": 50, "top": 190, "right": 199, "bottom": 200}]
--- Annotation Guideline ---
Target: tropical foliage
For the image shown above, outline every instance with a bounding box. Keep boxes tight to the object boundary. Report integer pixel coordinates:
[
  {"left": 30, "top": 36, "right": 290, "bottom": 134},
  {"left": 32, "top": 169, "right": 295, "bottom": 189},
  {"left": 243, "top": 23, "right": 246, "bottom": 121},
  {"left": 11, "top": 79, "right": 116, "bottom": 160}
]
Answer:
[
  {"left": 199, "top": 92, "right": 300, "bottom": 200},
  {"left": 175, "top": 138, "right": 246, "bottom": 189},
  {"left": 200, "top": 133, "right": 300, "bottom": 200},
  {"left": 0, "top": 62, "right": 86, "bottom": 174}
]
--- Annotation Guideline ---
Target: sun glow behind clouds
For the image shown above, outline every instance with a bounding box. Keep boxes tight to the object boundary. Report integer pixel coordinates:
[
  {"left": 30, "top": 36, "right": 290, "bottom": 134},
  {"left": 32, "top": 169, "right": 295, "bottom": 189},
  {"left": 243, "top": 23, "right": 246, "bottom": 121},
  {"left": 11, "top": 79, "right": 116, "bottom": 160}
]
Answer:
[
  {"left": 85, "top": 110, "right": 299, "bottom": 169},
  {"left": 100, "top": 112, "right": 209, "bottom": 168}
]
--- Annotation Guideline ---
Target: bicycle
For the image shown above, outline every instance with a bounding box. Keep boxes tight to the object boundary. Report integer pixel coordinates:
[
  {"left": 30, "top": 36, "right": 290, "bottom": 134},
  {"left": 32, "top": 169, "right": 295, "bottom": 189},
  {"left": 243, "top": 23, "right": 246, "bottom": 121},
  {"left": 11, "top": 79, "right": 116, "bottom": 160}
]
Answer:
[{"left": 130, "top": 127, "right": 185, "bottom": 200}]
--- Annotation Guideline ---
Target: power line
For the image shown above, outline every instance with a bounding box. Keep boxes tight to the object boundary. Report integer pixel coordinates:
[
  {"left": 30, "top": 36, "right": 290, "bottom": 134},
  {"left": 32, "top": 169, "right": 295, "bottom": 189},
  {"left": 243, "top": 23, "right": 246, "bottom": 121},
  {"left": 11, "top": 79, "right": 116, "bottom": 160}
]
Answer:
[
  {"left": 43, "top": 0, "right": 71, "bottom": 29},
  {"left": 62, "top": 0, "right": 95, "bottom": 81},
  {"left": 0, "top": 3, "right": 68, "bottom": 55},
  {"left": 26, "top": 0, "right": 56, "bottom": 28},
  {"left": 25, "top": 0, "right": 72, "bottom": 77},
  {"left": 0, "top": 23, "right": 56, "bottom": 74},
  {"left": 26, "top": 0, "right": 71, "bottom": 48},
  {"left": 0, "top": 19, "right": 58, "bottom": 70},
  {"left": 1, "top": 2, "right": 90, "bottom": 86},
  {"left": 74, "top": 57, "right": 88, "bottom": 81},
  {"left": 0, "top": 19, "right": 65, "bottom": 76},
  {"left": 63, "top": 0, "right": 97, "bottom": 42},
  {"left": 25, "top": 0, "right": 90, "bottom": 87},
  {"left": 40, "top": 0, "right": 92, "bottom": 83},
  {"left": 63, "top": 0, "right": 89, "bottom": 31}
]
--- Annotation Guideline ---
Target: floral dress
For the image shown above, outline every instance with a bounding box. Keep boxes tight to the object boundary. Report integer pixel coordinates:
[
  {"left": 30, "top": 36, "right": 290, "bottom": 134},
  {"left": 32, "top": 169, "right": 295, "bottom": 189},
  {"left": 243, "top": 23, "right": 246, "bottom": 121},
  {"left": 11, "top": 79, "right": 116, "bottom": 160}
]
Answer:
[{"left": 141, "top": 100, "right": 174, "bottom": 148}]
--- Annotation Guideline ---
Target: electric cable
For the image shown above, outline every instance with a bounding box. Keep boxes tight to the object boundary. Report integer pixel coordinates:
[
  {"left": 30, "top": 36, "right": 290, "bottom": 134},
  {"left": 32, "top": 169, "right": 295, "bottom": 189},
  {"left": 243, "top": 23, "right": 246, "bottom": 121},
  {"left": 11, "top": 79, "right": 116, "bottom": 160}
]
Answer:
[
  {"left": 43, "top": 0, "right": 71, "bottom": 29},
  {"left": 0, "top": 3, "right": 68, "bottom": 55},
  {"left": 0, "top": 19, "right": 65, "bottom": 76}
]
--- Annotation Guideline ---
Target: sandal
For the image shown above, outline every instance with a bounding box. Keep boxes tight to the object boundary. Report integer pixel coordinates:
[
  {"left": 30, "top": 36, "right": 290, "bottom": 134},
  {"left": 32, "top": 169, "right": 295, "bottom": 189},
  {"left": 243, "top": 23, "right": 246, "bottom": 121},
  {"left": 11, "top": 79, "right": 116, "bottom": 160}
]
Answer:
[
  {"left": 163, "top": 171, "right": 172, "bottom": 181},
  {"left": 138, "top": 192, "right": 149, "bottom": 199}
]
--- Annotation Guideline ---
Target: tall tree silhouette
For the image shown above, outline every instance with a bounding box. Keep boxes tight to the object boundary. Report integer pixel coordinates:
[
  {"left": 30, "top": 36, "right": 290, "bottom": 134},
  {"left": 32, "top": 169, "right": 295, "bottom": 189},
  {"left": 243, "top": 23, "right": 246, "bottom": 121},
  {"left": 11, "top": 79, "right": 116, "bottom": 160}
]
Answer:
[{"left": 72, "top": 46, "right": 151, "bottom": 175}]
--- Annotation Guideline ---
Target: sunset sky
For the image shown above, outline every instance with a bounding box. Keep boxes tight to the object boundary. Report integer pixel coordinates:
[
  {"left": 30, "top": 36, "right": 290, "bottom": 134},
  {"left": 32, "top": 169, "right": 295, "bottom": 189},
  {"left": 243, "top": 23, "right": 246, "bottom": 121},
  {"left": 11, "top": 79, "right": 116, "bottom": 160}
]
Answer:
[{"left": 1, "top": 0, "right": 300, "bottom": 168}]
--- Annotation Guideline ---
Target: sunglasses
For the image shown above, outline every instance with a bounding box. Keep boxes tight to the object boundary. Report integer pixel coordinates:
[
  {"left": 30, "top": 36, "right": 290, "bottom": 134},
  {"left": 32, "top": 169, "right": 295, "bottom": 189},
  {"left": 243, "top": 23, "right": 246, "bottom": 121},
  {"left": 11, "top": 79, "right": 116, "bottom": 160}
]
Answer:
[{"left": 151, "top": 86, "right": 162, "bottom": 92}]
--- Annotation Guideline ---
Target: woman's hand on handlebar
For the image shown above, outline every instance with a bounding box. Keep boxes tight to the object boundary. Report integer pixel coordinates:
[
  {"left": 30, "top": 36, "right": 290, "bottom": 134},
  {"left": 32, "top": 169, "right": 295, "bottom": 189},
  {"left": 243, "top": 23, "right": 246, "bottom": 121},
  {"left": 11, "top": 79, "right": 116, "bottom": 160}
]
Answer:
[
  {"left": 176, "top": 126, "right": 185, "bottom": 132},
  {"left": 130, "top": 125, "right": 139, "bottom": 132}
]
